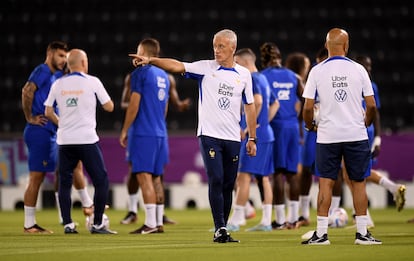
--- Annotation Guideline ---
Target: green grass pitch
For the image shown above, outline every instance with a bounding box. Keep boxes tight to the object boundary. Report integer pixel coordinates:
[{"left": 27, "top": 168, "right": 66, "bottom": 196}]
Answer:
[{"left": 1, "top": 207, "right": 414, "bottom": 261}]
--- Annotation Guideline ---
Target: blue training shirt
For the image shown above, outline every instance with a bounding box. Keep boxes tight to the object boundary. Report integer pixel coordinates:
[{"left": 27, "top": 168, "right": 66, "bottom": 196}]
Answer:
[
  {"left": 27, "top": 63, "right": 62, "bottom": 132},
  {"left": 240, "top": 72, "right": 275, "bottom": 143},
  {"left": 130, "top": 65, "right": 170, "bottom": 137},
  {"left": 261, "top": 66, "right": 299, "bottom": 125}
]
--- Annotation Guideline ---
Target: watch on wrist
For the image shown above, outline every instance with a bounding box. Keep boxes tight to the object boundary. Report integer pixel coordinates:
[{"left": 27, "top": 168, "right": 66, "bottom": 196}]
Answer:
[
  {"left": 248, "top": 137, "right": 257, "bottom": 144},
  {"left": 305, "top": 121, "right": 317, "bottom": 132}
]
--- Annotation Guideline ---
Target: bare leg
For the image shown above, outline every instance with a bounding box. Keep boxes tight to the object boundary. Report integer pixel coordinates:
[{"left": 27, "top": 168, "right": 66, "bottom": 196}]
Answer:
[
  {"left": 136, "top": 173, "right": 156, "bottom": 228},
  {"left": 24, "top": 171, "right": 51, "bottom": 232},
  {"left": 350, "top": 180, "right": 368, "bottom": 216},
  {"left": 313, "top": 177, "right": 335, "bottom": 238},
  {"left": 24, "top": 171, "right": 45, "bottom": 207}
]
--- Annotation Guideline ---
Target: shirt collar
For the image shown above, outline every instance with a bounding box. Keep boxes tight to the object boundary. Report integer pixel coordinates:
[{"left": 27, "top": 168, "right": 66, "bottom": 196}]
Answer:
[
  {"left": 323, "top": 56, "right": 352, "bottom": 64},
  {"left": 217, "top": 65, "right": 239, "bottom": 74}
]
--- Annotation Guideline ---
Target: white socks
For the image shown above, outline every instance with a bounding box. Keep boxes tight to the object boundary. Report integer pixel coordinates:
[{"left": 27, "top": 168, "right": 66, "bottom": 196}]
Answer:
[
  {"left": 24, "top": 206, "right": 36, "bottom": 228},
  {"left": 299, "top": 195, "right": 311, "bottom": 219},
  {"left": 316, "top": 216, "right": 329, "bottom": 237},
  {"left": 261, "top": 204, "right": 272, "bottom": 226},
  {"left": 144, "top": 203, "right": 156, "bottom": 228},
  {"left": 129, "top": 193, "right": 139, "bottom": 213},
  {"left": 229, "top": 204, "right": 245, "bottom": 226},
  {"left": 355, "top": 215, "right": 368, "bottom": 235},
  {"left": 156, "top": 204, "right": 164, "bottom": 226},
  {"left": 77, "top": 188, "right": 93, "bottom": 208},
  {"left": 274, "top": 204, "right": 286, "bottom": 225}
]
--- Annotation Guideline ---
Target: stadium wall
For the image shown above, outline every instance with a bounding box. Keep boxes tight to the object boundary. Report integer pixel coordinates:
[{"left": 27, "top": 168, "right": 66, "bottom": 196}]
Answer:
[{"left": 0, "top": 133, "right": 413, "bottom": 210}]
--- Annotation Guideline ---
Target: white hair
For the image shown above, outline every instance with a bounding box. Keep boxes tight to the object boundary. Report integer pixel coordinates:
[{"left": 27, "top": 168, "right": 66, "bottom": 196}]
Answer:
[{"left": 214, "top": 29, "right": 237, "bottom": 48}]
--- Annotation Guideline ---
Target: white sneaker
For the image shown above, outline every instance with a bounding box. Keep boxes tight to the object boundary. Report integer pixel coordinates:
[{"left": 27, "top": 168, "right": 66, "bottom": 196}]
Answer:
[{"left": 355, "top": 231, "right": 382, "bottom": 245}]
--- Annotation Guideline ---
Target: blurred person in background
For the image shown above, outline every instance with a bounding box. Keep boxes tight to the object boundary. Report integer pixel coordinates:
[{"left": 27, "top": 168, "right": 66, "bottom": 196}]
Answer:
[
  {"left": 260, "top": 42, "right": 304, "bottom": 229},
  {"left": 227, "top": 48, "right": 279, "bottom": 232}
]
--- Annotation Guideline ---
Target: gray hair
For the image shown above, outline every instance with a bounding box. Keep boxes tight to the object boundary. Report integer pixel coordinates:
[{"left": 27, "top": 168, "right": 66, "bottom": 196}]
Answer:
[{"left": 214, "top": 29, "right": 237, "bottom": 48}]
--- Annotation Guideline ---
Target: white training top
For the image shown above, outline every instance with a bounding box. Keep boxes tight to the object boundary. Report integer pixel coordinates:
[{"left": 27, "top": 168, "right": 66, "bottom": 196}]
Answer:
[
  {"left": 183, "top": 60, "right": 254, "bottom": 142},
  {"left": 44, "top": 72, "right": 111, "bottom": 145},
  {"left": 303, "top": 56, "right": 374, "bottom": 143}
]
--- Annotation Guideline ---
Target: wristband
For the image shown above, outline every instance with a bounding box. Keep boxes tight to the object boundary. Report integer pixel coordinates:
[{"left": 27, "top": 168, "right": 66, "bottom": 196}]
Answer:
[
  {"left": 248, "top": 137, "right": 257, "bottom": 144},
  {"left": 371, "top": 136, "right": 381, "bottom": 152},
  {"left": 305, "top": 121, "right": 317, "bottom": 132}
]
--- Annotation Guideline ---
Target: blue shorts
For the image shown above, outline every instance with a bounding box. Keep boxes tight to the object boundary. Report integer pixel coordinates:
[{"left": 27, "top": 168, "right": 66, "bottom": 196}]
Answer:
[
  {"left": 315, "top": 140, "right": 371, "bottom": 181},
  {"left": 271, "top": 123, "right": 300, "bottom": 173},
  {"left": 129, "top": 136, "right": 168, "bottom": 176},
  {"left": 239, "top": 140, "right": 273, "bottom": 176},
  {"left": 23, "top": 125, "right": 57, "bottom": 172}
]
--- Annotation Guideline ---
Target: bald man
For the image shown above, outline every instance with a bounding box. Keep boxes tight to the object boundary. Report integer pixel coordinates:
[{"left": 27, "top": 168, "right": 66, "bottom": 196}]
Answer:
[
  {"left": 44, "top": 49, "right": 116, "bottom": 234},
  {"left": 301, "top": 28, "right": 381, "bottom": 245}
]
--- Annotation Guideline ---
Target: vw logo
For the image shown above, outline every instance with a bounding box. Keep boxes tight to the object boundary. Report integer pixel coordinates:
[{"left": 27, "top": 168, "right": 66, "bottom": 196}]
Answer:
[
  {"left": 158, "top": 89, "right": 166, "bottom": 101},
  {"left": 334, "top": 89, "right": 347, "bottom": 102},
  {"left": 218, "top": 97, "right": 230, "bottom": 110}
]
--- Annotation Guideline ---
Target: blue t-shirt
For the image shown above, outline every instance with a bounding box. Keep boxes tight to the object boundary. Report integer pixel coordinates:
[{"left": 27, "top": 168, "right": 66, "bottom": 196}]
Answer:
[
  {"left": 27, "top": 63, "right": 62, "bottom": 132},
  {"left": 362, "top": 81, "right": 380, "bottom": 110},
  {"left": 130, "top": 65, "right": 170, "bottom": 137},
  {"left": 240, "top": 72, "right": 275, "bottom": 143},
  {"left": 363, "top": 80, "right": 381, "bottom": 143},
  {"left": 261, "top": 66, "right": 299, "bottom": 125}
]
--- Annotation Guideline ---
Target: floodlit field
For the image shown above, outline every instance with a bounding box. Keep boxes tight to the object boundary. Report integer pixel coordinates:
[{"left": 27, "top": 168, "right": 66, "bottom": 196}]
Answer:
[{"left": 1, "top": 208, "right": 414, "bottom": 261}]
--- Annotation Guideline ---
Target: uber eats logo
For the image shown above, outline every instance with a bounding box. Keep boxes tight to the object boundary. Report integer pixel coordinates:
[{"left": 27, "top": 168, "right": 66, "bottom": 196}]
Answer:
[{"left": 66, "top": 97, "right": 78, "bottom": 107}]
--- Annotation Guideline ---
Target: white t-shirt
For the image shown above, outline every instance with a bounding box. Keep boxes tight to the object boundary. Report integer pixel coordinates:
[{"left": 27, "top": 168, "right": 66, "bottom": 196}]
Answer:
[
  {"left": 183, "top": 60, "right": 254, "bottom": 142},
  {"left": 44, "top": 72, "right": 111, "bottom": 145},
  {"left": 303, "top": 56, "right": 374, "bottom": 143}
]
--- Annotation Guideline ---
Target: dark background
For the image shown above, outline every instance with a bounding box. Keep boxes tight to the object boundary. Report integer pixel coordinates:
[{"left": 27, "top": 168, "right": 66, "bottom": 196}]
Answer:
[{"left": 1, "top": 0, "right": 413, "bottom": 137}]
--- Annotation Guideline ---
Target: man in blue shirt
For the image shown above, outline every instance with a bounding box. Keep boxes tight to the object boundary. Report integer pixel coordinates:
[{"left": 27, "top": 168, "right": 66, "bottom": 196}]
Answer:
[
  {"left": 227, "top": 48, "right": 279, "bottom": 232},
  {"left": 260, "top": 42, "right": 304, "bottom": 229},
  {"left": 120, "top": 38, "right": 170, "bottom": 234},
  {"left": 22, "top": 41, "right": 95, "bottom": 233}
]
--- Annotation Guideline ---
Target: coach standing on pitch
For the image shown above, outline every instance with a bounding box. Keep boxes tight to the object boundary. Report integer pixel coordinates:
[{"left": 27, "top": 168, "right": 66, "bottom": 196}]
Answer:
[
  {"left": 130, "top": 29, "right": 257, "bottom": 243},
  {"left": 301, "top": 28, "right": 381, "bottom": 245},
  {"left": 44, "top": 49, "right": 115, "bottom": 234}
]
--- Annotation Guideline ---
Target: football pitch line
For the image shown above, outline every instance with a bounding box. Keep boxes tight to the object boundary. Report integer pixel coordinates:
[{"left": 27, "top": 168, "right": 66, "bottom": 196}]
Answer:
[{"left": 0, "top": 243, "right": 203, "bottom": 257}]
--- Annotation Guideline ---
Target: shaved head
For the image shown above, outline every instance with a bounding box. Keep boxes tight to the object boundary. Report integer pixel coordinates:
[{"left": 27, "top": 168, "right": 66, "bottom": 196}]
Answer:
[
  {"left": 325, "top": 28, "right": 349, "bottom": 57},
  {"left": 67, "top": 49, "right": 88, "bottom": 73}
]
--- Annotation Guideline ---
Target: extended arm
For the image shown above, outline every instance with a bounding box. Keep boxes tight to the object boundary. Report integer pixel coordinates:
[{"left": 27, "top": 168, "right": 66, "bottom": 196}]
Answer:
[{"left": 129, "top": 54, "right": 185, "bottom": 74}]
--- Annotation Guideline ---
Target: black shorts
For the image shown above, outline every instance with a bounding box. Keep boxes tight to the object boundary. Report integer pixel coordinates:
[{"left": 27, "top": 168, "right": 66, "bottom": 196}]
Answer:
[{"left": 315, "top": 140, "right": 371, "bottom": 181}]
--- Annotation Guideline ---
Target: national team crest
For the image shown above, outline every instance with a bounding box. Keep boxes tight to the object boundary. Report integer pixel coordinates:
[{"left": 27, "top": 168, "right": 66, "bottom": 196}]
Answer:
[{"left": 209, "top": 148, "right": 215, "bottom": 159}]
